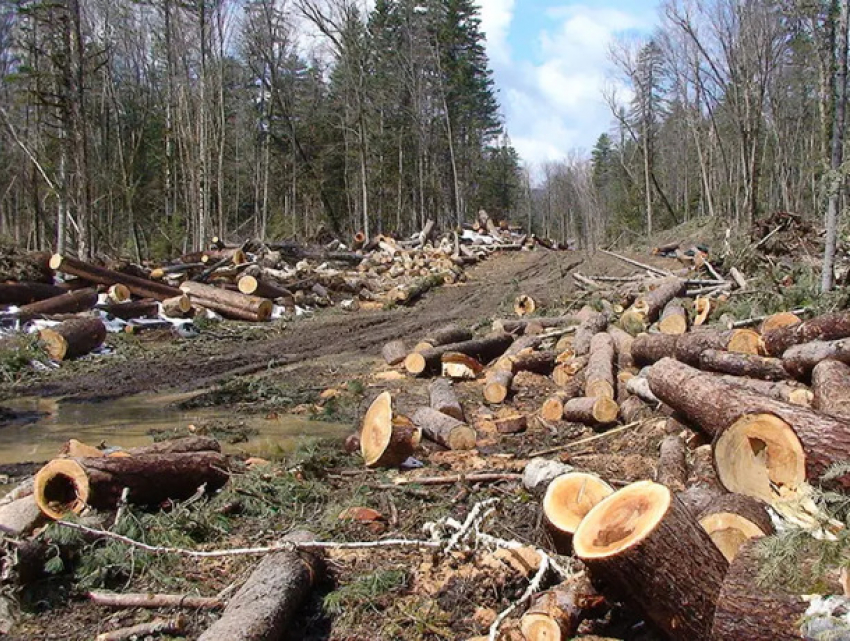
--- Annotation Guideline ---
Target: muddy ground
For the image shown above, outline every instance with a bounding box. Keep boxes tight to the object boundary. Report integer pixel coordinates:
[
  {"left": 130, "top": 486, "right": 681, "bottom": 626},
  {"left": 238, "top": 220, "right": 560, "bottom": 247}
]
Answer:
[{"left": 3, "top": 248, "right": 682, "bottom": 641}]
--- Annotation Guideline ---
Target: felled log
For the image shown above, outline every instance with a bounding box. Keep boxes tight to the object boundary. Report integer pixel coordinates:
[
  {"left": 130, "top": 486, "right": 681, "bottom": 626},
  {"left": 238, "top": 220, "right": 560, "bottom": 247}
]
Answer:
[
  {"left": 149, "top": 262, "right": 205, "bottom": 279},
  {"left": 180, "top": 281, "right": 272, "bottom": 322},
  {"left": 716, "top": 374, "right": 812, "bottom": 406},
  {"left": 562, "top": 397, "right": 618, "bottom": 426},
  {"left": 160, "top": 295, "right": 192, "bottom": 318},
  {"left": 697, "top": 493, "right": 774, "bottom": 562},
  {"left": 620, "top": 278, "right": 686, "bottom": 334},
  {"left": 441, "top": 352, "right": 483, "bottom": 379},
  {"left": 782, "top": 338, "right": 850, "bottom": 378},
  {"left": 540, "top": 376, "right": 585, "bottom": 421},
  {"left": 514, "top": 294, "right": 536, "bottom": 316},
  {"left": 88, "top": 591, "right": 222, "bottom": 609},
  {"left": 688, "top": 444, "right": 723, "bottom": 492},
  {"left": 198, "top": 530, "right": 323, "bottom": 641},
  {"left": 39, "top": 317, "right": 106, "bottom": 360},
  {"left": 573, "top": 312, "right": 609, "bottom": 355},
  {"left": 812, "top": 359, "right": 850, "bottom": 420},
  {"left": 429, "top": 378, "right": 463, "bottom": 420},
  {"left": 17, "top": 288, "right": 99, "bottom": 320},
  {"left": 762, "top": 310, "right": 850, "bottom": 357},
  {"left": 552, "top": 356, "right": 587, "bottom": 386},
  {"left": 387, "top": 274, "right": 444, "bottom": 306},
  {"left": 414, "top": 324, "right": 473, "bottom": 351},
  {"left": 655, "top": 434, "right": 687, "bottom": 492},
  {"left": 0, "top": 282, "right": 65, "bottom": 306},
  {"left": 607, "top": 326, "right": 635, "bottom": 374},
  {"left": 33, "top": 451, "right": 229, "bottom": 519},
  {"left": 359, "top": 392, "right": 420, "bottom": 468},
  {"left": 543, "top": 472, "right": 613, "bottom": 554},
  {"left": 0, "top": 495, "right": 46, "bottom": 536},
  {"left": 494, "top": 413, "right": 528, "bottom": 434},
  {"left": 404, "top": 333, "right": 513, "bottom": 376},
  {"left": 584, "top": 333, "right": 615, "bottom": 399},
  {"left": 411, "top": 407, "right": 475, "bottom": 450},
  {"left": 483, "top": 370, "right": 513, "bottom": 404},
  {"left": 625, "top": 374, "right": 659, "bottom": 404},
  {"left": 760, "top": 311, "right": 802, "bottom": 334},
  {"left": 631, "top": 332, "right": 679, "bottom": 366},
  {"left": 492, "top": 316, "right": 579, "bottom": 335},
  {"left": 237, "top": 275, "right": 294, "bottom": 302},
  {"left": 100, "top": 299, "right": 160, "bottom": 321},
  {"left": 266, "top": 241, "right": 362, "bottom": 265},
  {"left": 711, "top": 541, "right": 806, "bottom": 640},
  {"left": 495, "top": 349, "right": 557, "bottom": 375},
  {"left": 50, "top": 254, "right": 180, "bottom": 301},
  {"left": 647, "top": 358, "right": 850, "bottom": 504},
  {"left": 658, "top": 299, "right": 688, "bottom": 335},
  {"left": 381, "top": 340, "right": 408, "bottom": 366},
  {"left": 106, "top": 284, "right": 131, "bottom": 303},
  {"left": 619, "top": 395, "right": 651, "bottom": 423},
  {"left": 573, "top": 481, "right": 728, "bottom": 641},
  {"left": 699, "top": 349, "right": 789, "bottom": 381},
  {"left": 520, "top": 573, "right": 608, "bottom": 641},
  {"left": 126, "top": 436, "right": 222, "bottom": 456},
  {"left": 96, "top": 616, "right": 187, "bottom": 641},
  {"left": 675, "top": 329, "right": 760, "bottom": 366}
]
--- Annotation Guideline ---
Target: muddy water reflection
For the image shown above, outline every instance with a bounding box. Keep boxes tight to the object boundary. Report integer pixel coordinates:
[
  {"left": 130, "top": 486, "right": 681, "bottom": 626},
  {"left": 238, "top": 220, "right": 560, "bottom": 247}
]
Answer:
[{"left": 0, "top": 393, "right": 350, "bottom": 465}]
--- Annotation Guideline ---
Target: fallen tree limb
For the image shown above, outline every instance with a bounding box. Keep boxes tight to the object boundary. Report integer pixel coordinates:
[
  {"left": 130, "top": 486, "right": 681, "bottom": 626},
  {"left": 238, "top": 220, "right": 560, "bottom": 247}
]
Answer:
[
  {"left": 88, "top": 591, "right": 223, "bottom": 609},
  {"left": 95, "top": 616, "right": 186, "bottom": 641},
  {"left": 598, "top": 250, "right": 674, "bottom": 277}
]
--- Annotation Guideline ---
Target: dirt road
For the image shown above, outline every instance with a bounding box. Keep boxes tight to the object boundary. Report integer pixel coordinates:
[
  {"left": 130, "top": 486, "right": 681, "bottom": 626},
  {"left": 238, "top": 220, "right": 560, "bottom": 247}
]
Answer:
[{"left": 26, "top": 249, "right": 667, "bottom": 402}]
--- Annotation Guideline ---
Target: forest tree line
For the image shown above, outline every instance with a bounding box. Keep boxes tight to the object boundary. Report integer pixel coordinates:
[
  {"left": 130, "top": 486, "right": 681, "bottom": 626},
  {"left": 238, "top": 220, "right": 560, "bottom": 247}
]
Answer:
[{"left": 0, "top": 0, "right": 521, "bottom": 259}]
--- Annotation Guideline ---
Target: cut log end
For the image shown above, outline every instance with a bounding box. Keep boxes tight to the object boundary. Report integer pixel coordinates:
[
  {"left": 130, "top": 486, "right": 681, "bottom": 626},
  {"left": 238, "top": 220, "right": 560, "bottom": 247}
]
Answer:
[
  {"left": 514, "top": 295, "right": 536, "bottom": 317},
  {"left": 728, "top": 329, "right": 761, "bottom": 354},
  {"left": 360, "top": 392, "right": 420, "bottom": 468},
  {"left": 34, "top": 459, "right": 90, "bottom": 519},
  {"left": 544, "top": 473, "right": 614, "bottom": 540},
  {"left": 713, "top": 413, "right": 805, "bottom": 504},
  {"left": 573, "top": 481, "right": 670, "bottom": 559},
  {"left": 760, "top": 312, "right": 802, "bottom": 334},
  {"left": 404, "top": 352, "right": 426, "bottom": 376},
  {"left": 699, "top": 512, "right": 768, "bottom": 562}
]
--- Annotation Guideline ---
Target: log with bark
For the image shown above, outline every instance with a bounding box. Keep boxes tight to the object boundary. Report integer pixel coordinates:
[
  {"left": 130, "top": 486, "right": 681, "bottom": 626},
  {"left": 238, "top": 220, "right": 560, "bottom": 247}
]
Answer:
[
  {"left": 562, "top": 397, "right": 619, "bottom": 426},
  {"left": 88, "top": 591, "right": 223, "bottom": 609},
  {"left": 543, "top": 472, "right": 613, "bottom": 554},
  {"left": 715, "top": 374, "right": 813, "bottom": 406},
  {"left": 50, "top": 254, "right": 181, "bottom": 301},
  {"left": 429, "top": 378, "right": 463, "bottom": 420},
  {"left": 198, "top": 530, "right": 324, "bottom": 641},
  {"left": 413, "top": 323, "right": 473, "bottom": 351},
  {"left": 359, "top": 392, "right": 421, "bottom": 468},
  {"left": 573, "top": 312, "right": 610, "bottom": 355},
  {"left": 812, "top": 359, "right": 850, "bottom": 420},
  {"left": 387, "top": 274, "right": 444, "bottom": 306},
  {"left": 762, "top": 310, "right": 850, "bottom": 357},
  {"left": 657, "top": 299, "right": 688, "bottom": 335},
  {"left": 160, "top": 295, "right": 192, "bottom": 318},
  {"left": 687, "top": 444, "right": 723, "bottom": 492},
  {"left": 381, "top": 340, "right": 408, "bottom": 366},
  {"left": 33, "top": 451, "right": 229, "bottom": 519},
  {"left": 39, "top": 317, "right": 107, "bottom": 360},
  {"left": 494, "top": 413, "right": 528, "bottom": 434},
  {"left": 697, "top": 493, "right": 774, "bottom": 562},
  {"left": 17, "top": 288, "right": 99, "bottom": 320},
  {"left": 404, "top": 333, "right": 513, "bottom": 376},
  {"left": 573, "top": 481, "right": 729, "bottom": 641},
  {"left": 619, "top": 395, "right": 651, "bottom": 423},
  {"left": 495, "top": 349, "right": 557, "bottom": 375},
  {"left": 491, "top": 316, "right": 580, "bottom": 335},
  {"left": 655, "top": 434, "right": 687, "bottom": 492},
  {"left": 483, "top": 370, "right": 513, "bottom": 404},
  {"left": 710, "top": 540, "right": 806, "bottom": 640},
  {"left": 675, "top": 329, "right": 760, "bottom": 366},
  {"left": 760, "top": 311, "right": 802, "bottom": 334},
  {"left": 180, "top": 281, "right": 273, "bottom": 322},
  {"left": 100, "top": 298, "right": 161, "bottom": 321},
  {"left": 647, "top": 357, "right": 850, "bottom": 504},
  {"left": 552, "top": 356, "right": 588, "bottom": 386},
  {"left": 0, "top": 282, "right": 65, "bottom": 306},
  {"left": 96, "top": 616, "right": 187, "bottom": 641},
  {"left": 607, "top": 325, "right": 635, "bottom": 374},
  {"left": 540, "top": 376, "right": 585, "bottom": 422},
  {"left": 441, "top": 352, "right": 484, "bottom": 379},
  {"left": 237, "top": 274, "right": 294, "bottom": 302},
  {"left": 782, "top": 338, "right": 850, "bottom": 378},
  {"left": 584, "top": 333, "right": 615, "bottom": 399},
  {"left": 126, "top": 436, "right": 222, "bottom": 456},
  {"left": 519, "top": 573, "right": 608, "bottom": 641},
  {"left": 0, "top": 494, "right": 46, "bottom": 536},
  {"left": 411, "top": 407, "right": 476, "bottom": 450},
  {"left": 620, "top": 277, "right": 686, "bottom": 335},
  {"left": 106, "top": 284, "right": 131, "bottom": 303},
  {"left": 699, "top": 349, "right": 789, "bottom": 380}
]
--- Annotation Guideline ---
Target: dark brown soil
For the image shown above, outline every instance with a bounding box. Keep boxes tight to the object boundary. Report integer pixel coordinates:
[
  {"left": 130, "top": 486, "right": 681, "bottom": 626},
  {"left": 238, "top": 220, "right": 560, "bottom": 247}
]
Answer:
[{"left": 21, "top": 249, "right": 673, "bottom": 402}]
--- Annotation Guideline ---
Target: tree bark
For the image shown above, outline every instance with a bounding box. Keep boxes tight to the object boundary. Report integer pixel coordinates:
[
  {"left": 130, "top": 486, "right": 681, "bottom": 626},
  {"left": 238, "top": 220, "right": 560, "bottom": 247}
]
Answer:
[
  {"left": 18, "top": 288, "right": 98, "bottom": 320},
  {"left": 33, "top": 451, "right": 229, "bottom": 519},
  {"left": 574, "top": 482, "right": 728, "bottom": 641},
  {"left": 562, "top": 397, "right": 619, "bottom": 426},
  {"left": 415, "top": 323, "right": 473, "bottom": 350},
  {"left": 428, "top": 378, "right": 463, "bottom": 420},
  {"left": 404, "top": 333, "right": 513, "bottom": 376},
  {"left": 762, "top": 311, "right": 850, "bottom": 357},
  {"left": 483, "top": 370, "right": 513, "bottom": 404},
  {"left": 0, "top": 495, "right": 46, "bottom": 536},
  {"left": 100, "top": 299, "right": 160, "bottom": 321},
  {"left": 541, "top": 376, "right": 585, "bottom": 421},
  {"left": 381, "top": 340, "right": 408, "bottom": 366},
  {"left": 711, "top": 540, "right": 805, "bottom": 640},
  {"left": 620, "top": 278, "right": 686, "bottom": 334},
  {"left": 198, "top": 531, "right": 323, "bottom": 641},
  {"left": 655, "top": 434, "right": 687, "bottom": 492},
  {"left": 608, "top": 325, "right": 636, "bottom": 374},
  {"left": 0, "top": 282, "right": 65, "bottom": 306},
  {"left": 49, "top": 254, "right": 180, "bottom": 301},
  {"left": 574, "top": 312, "right": 610, "bottom": 355},
  {"left": 237, "top": 275, "right": 293, "bottom": 302},
  {"left": 496, "top": 350, "right": 557, "bottom": 375},
  {"left": 699, "top": 349, "right": 789, "bottom": 381},
  {"left": 491, "top": 316, "right": 580, "bottom": 335},
  {"left": 38, "top": 317, "right": 106, "bottom": 360},
  {"left": 584, "top": 333, "right": 615, "bottom": 399},
  {"left": 180, "top": 281, "right": 272, "bottom": 322},
  {"left": 812, "top": 359, "right": 850, "bottom": 420},
  {"left": 783, "top": 338, "right": 850, "bottom": 378},
  {"left": 411, "top": 407, "right": 475, "bottom": 450},
  {"left": 520, "top": 574, "right": 607, "bottom": 641}
]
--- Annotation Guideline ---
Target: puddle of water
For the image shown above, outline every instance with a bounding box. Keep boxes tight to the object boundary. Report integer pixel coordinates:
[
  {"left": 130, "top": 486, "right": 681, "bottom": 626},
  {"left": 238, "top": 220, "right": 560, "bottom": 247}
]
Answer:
[{"left": 0, "top": 393, "right": 351, "bottom": 465}]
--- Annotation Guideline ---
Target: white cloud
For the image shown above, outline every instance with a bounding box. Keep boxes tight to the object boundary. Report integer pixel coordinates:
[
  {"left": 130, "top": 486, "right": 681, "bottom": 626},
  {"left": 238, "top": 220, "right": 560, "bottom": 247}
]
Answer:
[{"left": 480, "top": 2, "right": 654, "bottom": 178}]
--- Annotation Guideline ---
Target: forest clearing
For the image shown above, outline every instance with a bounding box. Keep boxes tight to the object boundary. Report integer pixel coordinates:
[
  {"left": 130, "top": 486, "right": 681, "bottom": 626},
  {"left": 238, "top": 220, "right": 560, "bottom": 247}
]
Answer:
[{"left": 1, "top": 212, "right": 850, "bottom": 640}]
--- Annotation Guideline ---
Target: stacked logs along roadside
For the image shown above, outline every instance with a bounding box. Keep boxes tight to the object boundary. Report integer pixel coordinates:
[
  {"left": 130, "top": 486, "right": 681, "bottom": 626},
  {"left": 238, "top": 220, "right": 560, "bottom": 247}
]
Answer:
[
  {"left": 0, "top": 210, "right": 539, "bottom": 360},
  {"left": 367, "top": 242, "right": 850, "bottom": 640}
]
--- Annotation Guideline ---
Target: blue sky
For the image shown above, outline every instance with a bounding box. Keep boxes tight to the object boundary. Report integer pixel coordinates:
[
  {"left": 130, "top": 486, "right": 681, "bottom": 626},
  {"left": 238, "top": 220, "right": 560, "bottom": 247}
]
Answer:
[{"left": 478, "top": 0, "right": 658, "bottom": 171}]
